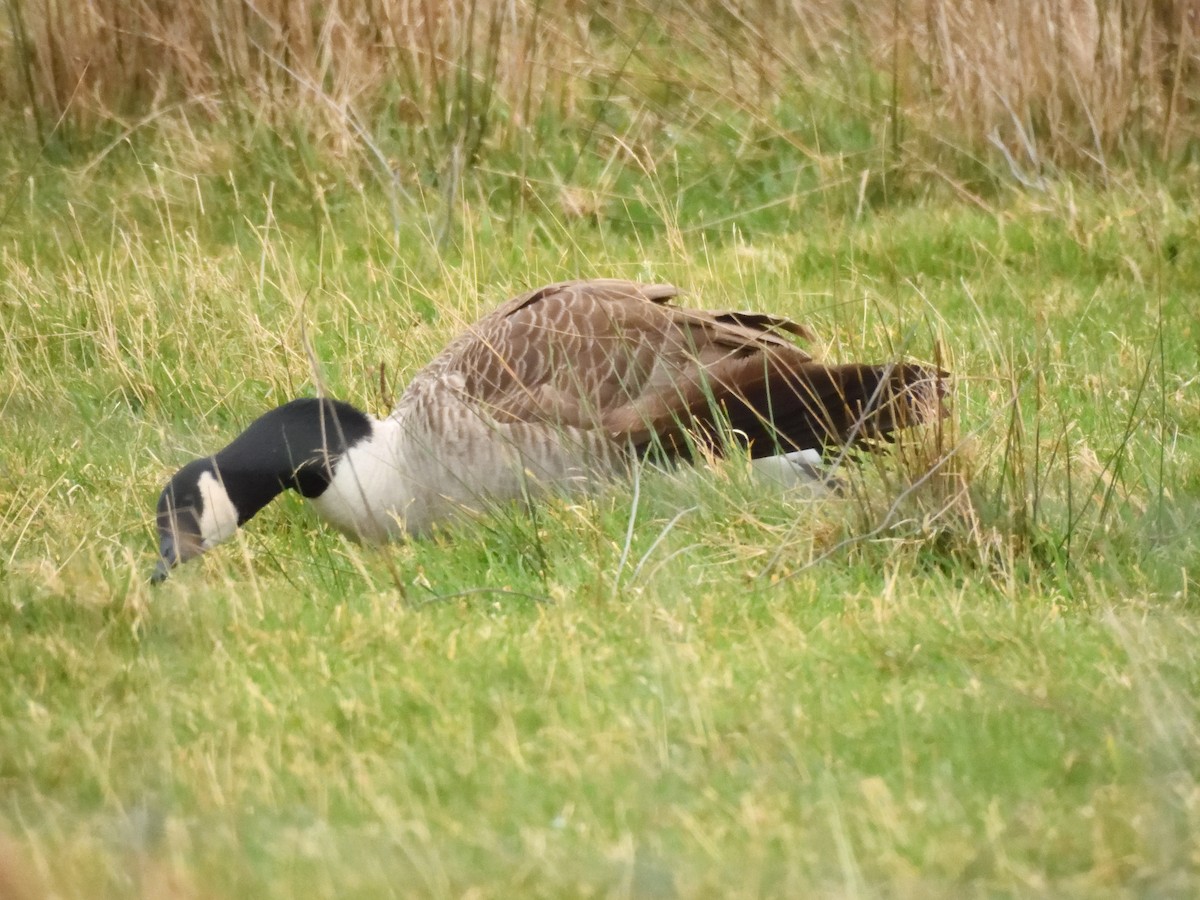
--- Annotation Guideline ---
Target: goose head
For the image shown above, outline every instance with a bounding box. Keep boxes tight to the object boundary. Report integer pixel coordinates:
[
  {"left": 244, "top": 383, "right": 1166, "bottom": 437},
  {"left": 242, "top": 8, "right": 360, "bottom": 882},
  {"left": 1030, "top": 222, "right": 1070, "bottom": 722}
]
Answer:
[
  {"left": 151, "top": 398, "right": 374, "bottom": 583},
  {"left": 152, "top": 459, "right": 240, "bottom": 583}
]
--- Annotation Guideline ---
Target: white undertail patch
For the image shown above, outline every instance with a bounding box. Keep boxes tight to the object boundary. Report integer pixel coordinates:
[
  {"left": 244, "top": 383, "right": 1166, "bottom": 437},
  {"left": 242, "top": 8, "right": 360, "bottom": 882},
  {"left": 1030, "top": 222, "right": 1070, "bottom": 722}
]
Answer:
[{"left": 750, "top": 448, "right": 833, "bottom": 491}]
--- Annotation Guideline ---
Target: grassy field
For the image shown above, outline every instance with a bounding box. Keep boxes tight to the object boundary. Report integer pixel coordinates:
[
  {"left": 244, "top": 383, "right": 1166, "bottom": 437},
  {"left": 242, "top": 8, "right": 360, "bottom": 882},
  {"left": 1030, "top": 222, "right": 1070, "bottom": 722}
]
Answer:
[{"left": 3, "top": 2, "right": 1200, "bottom": 897}]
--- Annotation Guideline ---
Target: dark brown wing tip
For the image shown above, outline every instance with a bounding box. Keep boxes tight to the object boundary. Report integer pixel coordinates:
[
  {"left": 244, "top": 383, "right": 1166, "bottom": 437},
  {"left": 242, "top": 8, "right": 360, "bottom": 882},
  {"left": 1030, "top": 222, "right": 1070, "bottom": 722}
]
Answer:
[
  {"left": 707, "top": 310, "right": 818, "bottom": 342},
  {"left": 893, "top": 362, "right": 953, "bottom": 424}
]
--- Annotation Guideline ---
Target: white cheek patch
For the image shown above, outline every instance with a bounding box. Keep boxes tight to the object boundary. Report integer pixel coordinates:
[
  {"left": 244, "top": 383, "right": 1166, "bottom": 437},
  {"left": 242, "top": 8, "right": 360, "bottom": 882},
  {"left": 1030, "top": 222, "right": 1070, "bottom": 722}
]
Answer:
[{"left": 197, "top": 470, "right": 241, "bottom": 548}]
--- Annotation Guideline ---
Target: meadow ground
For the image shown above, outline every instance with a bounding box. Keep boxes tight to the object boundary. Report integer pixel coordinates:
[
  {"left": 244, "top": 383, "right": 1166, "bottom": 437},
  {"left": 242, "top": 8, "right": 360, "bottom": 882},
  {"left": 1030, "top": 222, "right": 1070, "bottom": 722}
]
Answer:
[{"left": 2, "top": 1, "right": 1200, "bottom": 897}]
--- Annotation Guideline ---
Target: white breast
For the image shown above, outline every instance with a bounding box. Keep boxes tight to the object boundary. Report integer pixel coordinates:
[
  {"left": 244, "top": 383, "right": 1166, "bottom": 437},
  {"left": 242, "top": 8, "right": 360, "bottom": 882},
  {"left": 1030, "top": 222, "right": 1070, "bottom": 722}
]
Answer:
[
  {"left": 308, "top": 416, "right": 414, "bottom": 540},
  {"left": 308, "top": 375, "right": 626, "bottom": 540}
]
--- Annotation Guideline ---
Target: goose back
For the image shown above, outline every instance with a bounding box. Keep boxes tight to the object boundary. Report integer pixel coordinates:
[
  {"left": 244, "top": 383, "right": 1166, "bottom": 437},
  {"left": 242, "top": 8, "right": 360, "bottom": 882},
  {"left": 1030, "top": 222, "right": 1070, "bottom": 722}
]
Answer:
[{"left": 403, "top": 279, "right": 938, "bottom": 464}]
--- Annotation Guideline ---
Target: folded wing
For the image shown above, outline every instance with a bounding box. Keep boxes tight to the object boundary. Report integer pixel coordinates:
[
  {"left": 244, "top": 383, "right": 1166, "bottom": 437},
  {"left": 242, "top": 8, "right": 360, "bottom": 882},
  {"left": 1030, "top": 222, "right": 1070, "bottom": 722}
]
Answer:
[{"left": 435, "top": 279, "right": 945, "bottom": 462}]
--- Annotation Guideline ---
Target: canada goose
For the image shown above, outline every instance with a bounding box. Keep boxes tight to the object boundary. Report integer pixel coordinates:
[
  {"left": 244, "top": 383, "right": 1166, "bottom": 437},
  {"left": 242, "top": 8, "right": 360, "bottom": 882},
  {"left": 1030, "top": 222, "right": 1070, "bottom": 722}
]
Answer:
[{"left": 151, "top": 279, "right": 947, "bottom": 582}]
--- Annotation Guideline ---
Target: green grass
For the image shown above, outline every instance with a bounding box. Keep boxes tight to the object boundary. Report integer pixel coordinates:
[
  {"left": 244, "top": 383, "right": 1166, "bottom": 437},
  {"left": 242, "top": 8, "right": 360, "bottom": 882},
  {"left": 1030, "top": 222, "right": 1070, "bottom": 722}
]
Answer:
[{"left": 2, "top": 112, "right": 1199, "bottom": 898}]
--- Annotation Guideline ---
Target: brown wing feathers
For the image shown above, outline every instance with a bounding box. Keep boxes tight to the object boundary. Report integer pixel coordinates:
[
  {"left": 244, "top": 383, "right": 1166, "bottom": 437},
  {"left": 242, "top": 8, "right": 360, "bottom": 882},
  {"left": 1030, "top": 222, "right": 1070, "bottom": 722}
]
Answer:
[{"left": 448, "top": 280, "right": 945, "bottom": 461}]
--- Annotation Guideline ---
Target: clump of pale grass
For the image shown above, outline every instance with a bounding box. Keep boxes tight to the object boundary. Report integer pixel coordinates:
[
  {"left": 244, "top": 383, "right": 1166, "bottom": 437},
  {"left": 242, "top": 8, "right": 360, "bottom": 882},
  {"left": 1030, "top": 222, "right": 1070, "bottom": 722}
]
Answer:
[{"left": 747, "top": 316, "right": 1162, "bottom": 594}]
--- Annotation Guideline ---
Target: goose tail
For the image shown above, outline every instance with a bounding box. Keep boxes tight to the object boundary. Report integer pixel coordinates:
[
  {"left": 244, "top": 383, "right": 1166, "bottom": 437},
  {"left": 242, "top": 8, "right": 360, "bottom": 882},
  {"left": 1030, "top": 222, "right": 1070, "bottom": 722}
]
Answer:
[{"left": 717, "top": 360, "right": 950, "bottom": 459}]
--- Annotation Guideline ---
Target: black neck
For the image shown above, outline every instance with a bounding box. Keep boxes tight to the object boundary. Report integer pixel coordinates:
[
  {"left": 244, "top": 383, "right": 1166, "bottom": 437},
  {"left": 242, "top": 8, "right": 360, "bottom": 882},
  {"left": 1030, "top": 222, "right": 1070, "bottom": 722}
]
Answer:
[{"left": 210, "top": 398, "right": 373, "bottom": 523}]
